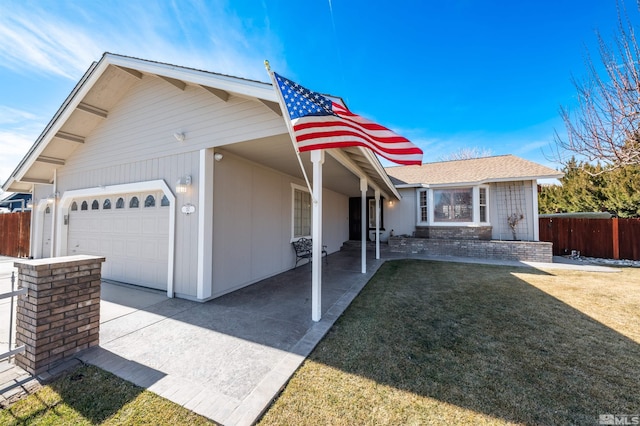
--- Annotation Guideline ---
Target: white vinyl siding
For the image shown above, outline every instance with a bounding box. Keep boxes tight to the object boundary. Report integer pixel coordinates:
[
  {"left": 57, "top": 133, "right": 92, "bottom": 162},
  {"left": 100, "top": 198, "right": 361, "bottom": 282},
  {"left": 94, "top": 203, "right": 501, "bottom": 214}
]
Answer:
[
  {"left": 61, "top": 74, "right": 286, "bottom": 174},
  {"left": 212, "top": 154, "right": 348, "bottom": 298}
]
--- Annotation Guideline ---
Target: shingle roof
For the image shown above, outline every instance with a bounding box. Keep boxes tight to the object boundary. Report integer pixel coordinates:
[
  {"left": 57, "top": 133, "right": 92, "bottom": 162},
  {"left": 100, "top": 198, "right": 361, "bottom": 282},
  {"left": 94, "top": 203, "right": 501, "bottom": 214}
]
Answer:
[{"left": 384, "top": 155, "right": 563, "bottom": 186}]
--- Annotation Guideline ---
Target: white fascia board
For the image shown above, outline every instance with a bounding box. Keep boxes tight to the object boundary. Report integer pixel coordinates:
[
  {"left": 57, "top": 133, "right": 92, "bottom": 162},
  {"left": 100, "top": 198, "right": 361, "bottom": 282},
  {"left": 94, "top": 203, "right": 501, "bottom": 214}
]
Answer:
[
  {"left": 356, "top": 147, "right": 402, "bottom": 200},
  {"left": 105, "top": 54, "right": 277, "bottom": 102},
  {"left": 420, "top": 174, "right": 565, "bottom": 188},
  {"left": 9, "top": 60, "right": 107, "bottom": 185},
  {"left": 327, "top": 149, "right": 399, "bottom": 200}
]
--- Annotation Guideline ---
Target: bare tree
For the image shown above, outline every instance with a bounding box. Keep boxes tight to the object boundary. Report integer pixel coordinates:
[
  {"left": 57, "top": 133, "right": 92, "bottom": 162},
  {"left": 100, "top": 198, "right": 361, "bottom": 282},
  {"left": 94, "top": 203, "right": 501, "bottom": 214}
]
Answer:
[
  {"left": 553, "top": 2, "right": 640, "bottom": 170},
  {"left": 439, "top": 147, "right": 494, "bottom": 161}
]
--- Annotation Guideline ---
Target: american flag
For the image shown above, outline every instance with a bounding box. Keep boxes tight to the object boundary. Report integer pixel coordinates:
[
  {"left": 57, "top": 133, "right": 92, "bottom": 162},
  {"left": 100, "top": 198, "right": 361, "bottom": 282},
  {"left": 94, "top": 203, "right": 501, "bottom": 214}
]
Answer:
[{"left": 273, "top": 72, "right": 423, "bottom": 166}]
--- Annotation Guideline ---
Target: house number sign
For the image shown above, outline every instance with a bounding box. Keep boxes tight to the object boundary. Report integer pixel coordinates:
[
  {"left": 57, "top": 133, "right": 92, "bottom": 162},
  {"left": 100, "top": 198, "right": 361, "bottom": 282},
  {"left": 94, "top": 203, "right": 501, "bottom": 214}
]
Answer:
[{"left": 181, "top": 203, "right": 196, "bottom": 215}]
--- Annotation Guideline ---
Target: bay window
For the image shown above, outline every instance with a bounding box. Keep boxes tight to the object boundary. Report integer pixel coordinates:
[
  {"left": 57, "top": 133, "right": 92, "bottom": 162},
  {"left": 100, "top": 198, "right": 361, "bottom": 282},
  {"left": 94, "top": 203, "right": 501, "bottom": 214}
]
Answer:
[
  {"left": 292, "top": 186, "right": 311, "bottom": 238},
  {"left": 417, "top": 186, "right": 489, "bottom": 225}
]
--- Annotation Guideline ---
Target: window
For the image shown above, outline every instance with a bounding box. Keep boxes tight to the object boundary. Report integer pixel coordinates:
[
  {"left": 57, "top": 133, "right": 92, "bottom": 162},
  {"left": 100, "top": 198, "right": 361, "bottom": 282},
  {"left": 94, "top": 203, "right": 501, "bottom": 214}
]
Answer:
[
  {"left": 71, "top": 202, "right": 78, "bottom": 211},
  {"left": 116, "top": 198, "right": 124, "bottom": 209},
  {"left": 103, "top": 199, "right": 111, "bottom": 210},
  {"left": 144, "top": 195, "right": 155, "bottom": 208},
  {"left": 433, "top": 188, "right": 473, "bottom": 222},
  {"left": 91, "top": 200, "right": 99, "bottom": 210},
  {"left": 160, "top": 195, "right": 170, "bottom": 207},
  {"left": 479, "top": 187, "right": 487, "bottom": 223},
  {"left": 419, "top": 190, "right": 428, "bottom": 222},
  {"left": 129, "top": 196, "right": 139, "bottom": 208},
  {"left": 81, "top": 201, "right": 88, "bottom": 211},
  {"left": 293, "top": 187, "right": 311, "bottom": 238},
  {"left": 45, "top": 206, "right": 51, "bottom": 214}
]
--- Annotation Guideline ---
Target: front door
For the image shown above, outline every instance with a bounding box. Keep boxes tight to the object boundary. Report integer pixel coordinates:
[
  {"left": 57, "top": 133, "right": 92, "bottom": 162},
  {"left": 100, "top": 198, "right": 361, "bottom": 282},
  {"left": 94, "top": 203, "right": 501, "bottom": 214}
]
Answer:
[{"left": 349, "top": 197, "right": 361, "bottom": 240}]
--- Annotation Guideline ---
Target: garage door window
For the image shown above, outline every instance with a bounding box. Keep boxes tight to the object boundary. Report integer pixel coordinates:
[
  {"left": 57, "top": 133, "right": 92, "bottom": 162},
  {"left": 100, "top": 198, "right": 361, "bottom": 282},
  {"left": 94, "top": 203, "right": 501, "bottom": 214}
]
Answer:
[
  {"left": 161, "top": 195, "right": 170, "bottom": 207},
  {"left": 91, "top": 200, "right": 99, "bottom": 210},
  {"left": 103, "top": 199, "right": 111, "bottom": 209},
  {"left": 116, "top": 198, "right": 124, "bottom": 209},
  {"left": 144, "top": 195, "right": 155, "bottom": 207},
  {"left": 81, "top": 201, "right": 88, "bottom": 211},
  {"left": 71, "top": 202, "right": 78, "bottom": 211},
  {"left": 129, "top": 197, "right": 139, "bottom": 208}
]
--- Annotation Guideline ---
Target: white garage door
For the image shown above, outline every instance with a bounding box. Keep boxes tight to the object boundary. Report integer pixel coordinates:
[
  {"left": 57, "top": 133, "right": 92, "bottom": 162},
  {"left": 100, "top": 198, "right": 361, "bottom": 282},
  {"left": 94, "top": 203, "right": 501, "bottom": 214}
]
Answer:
[{"left": 67, "top": 192, "right": 170, "bottom": 290}]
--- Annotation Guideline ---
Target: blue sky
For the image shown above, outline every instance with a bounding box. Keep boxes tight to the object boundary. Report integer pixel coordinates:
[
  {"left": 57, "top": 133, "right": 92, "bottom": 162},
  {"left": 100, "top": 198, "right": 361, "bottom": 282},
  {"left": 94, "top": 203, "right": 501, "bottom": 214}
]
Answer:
[{"left": 0, "top": 0, "right": 635, "bottom": 185}]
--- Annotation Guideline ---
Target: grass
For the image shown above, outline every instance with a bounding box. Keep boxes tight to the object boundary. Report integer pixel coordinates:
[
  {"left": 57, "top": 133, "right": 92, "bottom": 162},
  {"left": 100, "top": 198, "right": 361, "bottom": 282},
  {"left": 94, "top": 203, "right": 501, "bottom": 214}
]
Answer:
[
  {"left": 258, "top": 260, "right": 640, "bottom": 425},
  {"left": 0, "top": 364, "right": 216, "bottom": 425},
  {"left": 3, "top": 260, "right": 638, "bottom": 425}
]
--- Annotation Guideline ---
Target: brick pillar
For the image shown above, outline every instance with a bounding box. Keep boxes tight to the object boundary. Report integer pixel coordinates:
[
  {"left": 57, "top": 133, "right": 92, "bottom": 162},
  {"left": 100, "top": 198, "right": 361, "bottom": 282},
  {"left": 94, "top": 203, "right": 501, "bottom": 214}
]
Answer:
[{"left": 13, "top": 255, "right": 105, "bottom": 376}]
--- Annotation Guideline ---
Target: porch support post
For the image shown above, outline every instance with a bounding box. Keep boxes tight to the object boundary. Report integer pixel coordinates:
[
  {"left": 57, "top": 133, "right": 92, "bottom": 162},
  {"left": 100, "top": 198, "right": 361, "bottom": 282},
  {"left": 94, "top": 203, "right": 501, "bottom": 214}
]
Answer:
[
  {"left": 375, "top": 189, "right": 380, "bottom": 260},
  {"left": 311, "top": 150, "right": 324, "bottom": 322},
  {"left": 360, "top": 178, "right": 368, "bottom": 274},
  {"left": 50, "top": 169, "right": 57, "bottom": 258},
  {"left": 197, "top": 148, "right": 214, "bottom": 300},
  {"left": 531, "top": 180, "right": 540, "bottom": 241}
]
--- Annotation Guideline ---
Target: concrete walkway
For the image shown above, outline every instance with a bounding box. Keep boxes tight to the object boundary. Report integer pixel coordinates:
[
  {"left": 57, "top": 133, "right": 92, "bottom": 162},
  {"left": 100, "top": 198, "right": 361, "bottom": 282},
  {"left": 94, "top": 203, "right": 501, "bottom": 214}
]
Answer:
[{"left": 0, "top": 250, "right": 620, "bottom": 421}]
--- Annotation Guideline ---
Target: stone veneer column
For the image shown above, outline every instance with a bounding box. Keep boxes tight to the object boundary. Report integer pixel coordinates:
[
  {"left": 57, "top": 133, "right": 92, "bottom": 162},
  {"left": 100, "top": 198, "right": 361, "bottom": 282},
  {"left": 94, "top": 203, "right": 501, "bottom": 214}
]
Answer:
[{"left": 13, "top": 255, "right": 105, "bottom": 376}]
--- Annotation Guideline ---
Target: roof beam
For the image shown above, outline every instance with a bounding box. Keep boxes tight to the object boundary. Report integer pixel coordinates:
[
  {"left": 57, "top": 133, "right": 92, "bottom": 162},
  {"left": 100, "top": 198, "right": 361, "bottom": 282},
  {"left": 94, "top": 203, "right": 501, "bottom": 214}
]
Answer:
[
  {"left": 76, "top": 102, "right": 108, "bottom": 119},
  {"left": 200, "top": 85, "right": 229, "bottom": 102},
  {"left": 55, "top": 131, "right": 85, "bottom": 144},
  {"left": 259, "top": 99, "right": 282, "bottom": 116},
  {"left": 114, "top": 65, "right": 143, "bottom": 79},
  {"left": 159, "top": 75, "right": 186, "bottom": 91},
  {"left": 20, "top": 177, "right": 51, "bottom": 184},
  {"left": 36, "top": 156, "right": 66, "bottom": 166}
]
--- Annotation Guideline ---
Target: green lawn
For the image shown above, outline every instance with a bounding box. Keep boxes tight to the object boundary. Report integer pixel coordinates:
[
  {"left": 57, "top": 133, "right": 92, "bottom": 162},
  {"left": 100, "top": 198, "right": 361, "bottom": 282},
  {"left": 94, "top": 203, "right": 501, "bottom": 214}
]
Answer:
[
  {"left": 0, "top": 365, "right": 216, "bottom": 425},
  {"left": 258, "top": 260, "right": 640, "bottom": 425},
  {"left": 3, "top": 260, "right": 639, "bottom": 425}
]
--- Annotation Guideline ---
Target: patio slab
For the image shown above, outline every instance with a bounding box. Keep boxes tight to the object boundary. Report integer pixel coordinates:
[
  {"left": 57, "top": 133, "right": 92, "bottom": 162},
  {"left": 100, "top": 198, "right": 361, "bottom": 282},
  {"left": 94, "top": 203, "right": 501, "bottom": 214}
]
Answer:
[
  {"left": 0, "top": 250, "right": 620, "bottom": 422},
  {"left": 78, "top": 250, "right": 385, "bottom": 425}
]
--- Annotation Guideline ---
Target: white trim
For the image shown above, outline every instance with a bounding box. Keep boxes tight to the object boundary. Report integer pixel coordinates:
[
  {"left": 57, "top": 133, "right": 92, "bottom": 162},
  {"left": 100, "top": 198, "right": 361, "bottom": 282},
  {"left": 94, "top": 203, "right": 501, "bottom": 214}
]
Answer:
[
  {"left": 360, "top": 178, "right": 367, "bottom": 274},
  {"left": 416, "top": 185, "right": 492, "bottom": 227},
  {"left": 290, "top": 183, "right": 311, "bottom": 241},
  {"left": 311, "top": 150, "right": 324, "bottom": 322},
  {"left": 197, "top": 149, "right": 214, "bottom": 300},
  {"left": 32, "top": 199, "right": 50, "bottom": 259},
  {"left": 55, "top": 180, "right": 176, "bottom": 298},
  {"left": 532, "top": 180, "right": 540, "bottom": 241}
]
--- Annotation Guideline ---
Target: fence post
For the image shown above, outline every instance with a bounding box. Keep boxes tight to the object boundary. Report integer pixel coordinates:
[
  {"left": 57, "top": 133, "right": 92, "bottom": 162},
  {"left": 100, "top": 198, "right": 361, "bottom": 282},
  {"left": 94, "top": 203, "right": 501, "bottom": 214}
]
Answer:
[
  {"left": 612, "top": 217, "right": 619, "bottom": 260},
  {"left": 14, "top": 255, "right": 105, "bottom": 376}
]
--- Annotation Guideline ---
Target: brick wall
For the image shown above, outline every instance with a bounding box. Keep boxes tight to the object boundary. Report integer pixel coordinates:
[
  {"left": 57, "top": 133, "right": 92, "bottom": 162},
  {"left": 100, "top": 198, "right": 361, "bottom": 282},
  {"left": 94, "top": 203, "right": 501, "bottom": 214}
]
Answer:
[
  {"left": 414, "top": 226, "right": 493, "bottom": 240},
  {"left": 14, "top": 255, "right": 105, "bottom": 376},
  {"left": 388, "top": 237, "right": 553, "bottom": 263}
]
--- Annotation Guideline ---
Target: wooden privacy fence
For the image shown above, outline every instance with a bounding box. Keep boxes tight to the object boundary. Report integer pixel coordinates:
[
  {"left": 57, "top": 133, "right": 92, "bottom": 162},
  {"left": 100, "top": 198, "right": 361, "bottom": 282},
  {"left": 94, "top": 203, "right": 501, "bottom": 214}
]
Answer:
[
  {"left": 0, "top": 211, "right": 31, "bottom": 258},
  {"left": 539, "top": 217, "right": 640, "bottom": 260}
]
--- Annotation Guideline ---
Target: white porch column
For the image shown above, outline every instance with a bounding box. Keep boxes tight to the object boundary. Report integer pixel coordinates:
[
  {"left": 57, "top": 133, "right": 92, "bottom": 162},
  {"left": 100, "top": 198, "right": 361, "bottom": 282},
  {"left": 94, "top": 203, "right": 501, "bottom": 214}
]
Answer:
[
  {"left": 532, "top": 180, "right": 540, "bottom": 241},
  {"left": 375, "top": 189, "right": 380, "bottom": 260},
  {"left": 50, "top": 169, "right": 57, "bottom": 258},
  {"left": 360, "top": 178, "right": 368, "bottom": 274},
  {"left": 197, "top": 148, "right": 214, "bottom": 300},
  {"left": 311, "top": 150, "right": 324, "bottom": 322}
]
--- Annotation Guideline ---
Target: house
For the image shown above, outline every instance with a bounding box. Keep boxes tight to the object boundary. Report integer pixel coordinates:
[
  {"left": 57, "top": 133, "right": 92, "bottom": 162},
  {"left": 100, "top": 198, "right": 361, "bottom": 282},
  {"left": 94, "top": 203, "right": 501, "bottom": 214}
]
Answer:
[
  {"left": 1, "top": 53, "right": 561, "bottom": 318},
  {"left": 1, "top": 53, "right": 399, "bottom": 315},
  {"left": 0, "top": 192, "right": 31, "bottom": 212},
  {"left": 384, "top": 155, "right": 563, "bottom": 241}
]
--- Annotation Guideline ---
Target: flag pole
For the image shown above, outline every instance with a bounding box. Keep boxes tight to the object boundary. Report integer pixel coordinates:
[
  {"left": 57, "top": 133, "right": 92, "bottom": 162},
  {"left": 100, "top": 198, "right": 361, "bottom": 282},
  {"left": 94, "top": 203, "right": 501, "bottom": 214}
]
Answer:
[{"left": 264, "top": 60, "right": 317, "bottom": 204}]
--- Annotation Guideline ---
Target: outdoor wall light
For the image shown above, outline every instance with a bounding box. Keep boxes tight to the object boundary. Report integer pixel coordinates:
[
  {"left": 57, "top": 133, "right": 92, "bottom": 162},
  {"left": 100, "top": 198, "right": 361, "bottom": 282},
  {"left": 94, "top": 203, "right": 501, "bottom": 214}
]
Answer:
[
  {"left": 47, "top": 192, "right": 60, "bottom": 203},
  {"left": 214, "top": 152, "right": 223, "bottom": 161},
  {"left": 176, "top": 175, "right": 192, "bottom": 193},
  {"left": 173, "top": 132, "right": 186, "bottom": 142}
]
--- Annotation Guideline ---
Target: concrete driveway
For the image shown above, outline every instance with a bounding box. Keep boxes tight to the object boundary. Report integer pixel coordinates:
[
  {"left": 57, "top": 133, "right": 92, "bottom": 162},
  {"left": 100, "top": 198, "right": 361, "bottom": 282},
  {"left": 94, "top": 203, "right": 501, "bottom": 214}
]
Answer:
[{"left": 78, "top": 250, "right": 384, "bottom": 425}]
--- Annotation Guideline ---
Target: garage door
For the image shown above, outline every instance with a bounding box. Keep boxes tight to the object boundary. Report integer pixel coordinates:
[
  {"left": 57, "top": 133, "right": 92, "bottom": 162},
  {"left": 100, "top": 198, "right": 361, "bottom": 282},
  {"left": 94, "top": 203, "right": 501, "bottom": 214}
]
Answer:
[{"left": 67, "top": 192, "right": 170, "bottom": 290}]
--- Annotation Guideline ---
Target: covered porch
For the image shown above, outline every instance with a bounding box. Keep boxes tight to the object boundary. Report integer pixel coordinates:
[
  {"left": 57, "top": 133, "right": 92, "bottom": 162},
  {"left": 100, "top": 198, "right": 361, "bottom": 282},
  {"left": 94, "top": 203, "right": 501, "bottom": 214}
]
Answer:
[{"left": 78, "top": 248, "right": 385, "bottom": 425}]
